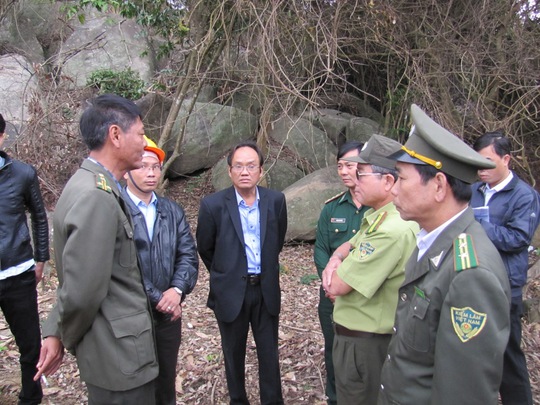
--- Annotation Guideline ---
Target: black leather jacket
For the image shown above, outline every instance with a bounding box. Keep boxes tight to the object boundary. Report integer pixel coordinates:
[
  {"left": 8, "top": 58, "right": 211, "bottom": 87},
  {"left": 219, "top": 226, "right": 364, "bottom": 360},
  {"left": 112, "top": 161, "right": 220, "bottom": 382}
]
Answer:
[
  {"left": 0, "top": 151, "right": 49, "bottom": 270},
  {"left": 122, "top": 188, "right": 198, "bottom": 306}
]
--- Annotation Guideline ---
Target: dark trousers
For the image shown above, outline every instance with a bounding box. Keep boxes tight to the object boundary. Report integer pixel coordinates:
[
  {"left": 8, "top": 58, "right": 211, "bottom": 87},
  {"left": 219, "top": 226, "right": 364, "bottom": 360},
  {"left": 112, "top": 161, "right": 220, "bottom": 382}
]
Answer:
[
  {"left": 153, "top": 312, "right": 182, "bottom": 405},
  {"left": 87, "top": 379, "right": 155, "bottom": 405},
  {"left": 0, "top": 270, "right": 42, "bottom": 405},
  {"left": 499, "top": 296, "right": 533, "bottom": 405},
  {"left": 318, "top": 286, "right": 337, "bottom": 405},
  {"left": 333, "top": 329, "right": 391, "bottom": 405},
  {"left": 217, "top": 283, "right": 283, "bottom": 405}
]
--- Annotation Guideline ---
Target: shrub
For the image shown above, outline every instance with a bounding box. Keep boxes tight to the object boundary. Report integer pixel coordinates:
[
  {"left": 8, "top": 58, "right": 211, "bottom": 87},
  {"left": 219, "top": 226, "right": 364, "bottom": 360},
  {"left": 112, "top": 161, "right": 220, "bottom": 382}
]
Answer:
[{"left": 86, "top": 68, "right": 146, "bottom": 100}]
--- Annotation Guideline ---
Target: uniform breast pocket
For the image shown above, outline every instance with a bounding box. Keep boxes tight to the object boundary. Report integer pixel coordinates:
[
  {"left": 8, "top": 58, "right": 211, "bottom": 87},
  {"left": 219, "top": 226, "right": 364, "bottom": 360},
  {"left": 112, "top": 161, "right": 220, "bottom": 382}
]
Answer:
[
  {"left": 402, "top": 294, "right": 431, "bottom": 353},
  {"left": 109, "top": 312, "right": 155, "bottom": 375},
  {"left": 119, "top": 218, "right": 137, "bottom": 268},
  {"left": 330, "top": 222, "right": 349, "bottom": 242}
]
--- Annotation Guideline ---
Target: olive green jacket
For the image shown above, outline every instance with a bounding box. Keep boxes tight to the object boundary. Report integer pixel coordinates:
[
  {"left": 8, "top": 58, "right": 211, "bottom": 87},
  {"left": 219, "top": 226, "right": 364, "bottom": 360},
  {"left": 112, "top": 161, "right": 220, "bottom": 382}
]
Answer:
[
  {"left": 379, "top": 208, "right": 511, "bottom": 405},
  {"left": 43, "top": 159, "right": 158, "bottom": 391}
]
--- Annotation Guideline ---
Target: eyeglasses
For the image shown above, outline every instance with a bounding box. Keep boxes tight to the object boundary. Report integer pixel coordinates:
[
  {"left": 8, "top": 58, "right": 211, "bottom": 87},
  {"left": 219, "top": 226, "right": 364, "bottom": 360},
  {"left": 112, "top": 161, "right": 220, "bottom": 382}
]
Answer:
[
  {"left": 140, "top": 164, "right": 162, "bottom": 172},
  {"left": 356, "top": 171, "right": 383, "bottom": 179},
  {"left": 230, "top": 164, "right": 260, "bottom": 173}
]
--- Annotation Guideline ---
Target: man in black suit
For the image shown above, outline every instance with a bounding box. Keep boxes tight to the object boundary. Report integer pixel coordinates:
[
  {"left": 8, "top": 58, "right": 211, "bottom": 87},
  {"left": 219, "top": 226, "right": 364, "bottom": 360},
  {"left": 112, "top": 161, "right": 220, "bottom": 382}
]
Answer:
[{"left": 196, "top": 141, "right": 287, "bottom": 405}]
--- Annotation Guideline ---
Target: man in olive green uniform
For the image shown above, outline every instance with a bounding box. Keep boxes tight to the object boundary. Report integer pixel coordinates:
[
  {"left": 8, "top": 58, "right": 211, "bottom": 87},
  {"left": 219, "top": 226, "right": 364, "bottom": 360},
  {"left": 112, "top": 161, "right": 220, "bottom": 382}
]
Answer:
[
  {"left": 322, "top": 135, "right": 419, "bottom": 405},
  {"left": 34, "top": 94, "right": 159, "bottom": 404},
  {"left": 378, "top": 105, "right": 511, "bottom": 405},
  {"left": 314, "top": 141, "right": 369, "bottom": 405}
]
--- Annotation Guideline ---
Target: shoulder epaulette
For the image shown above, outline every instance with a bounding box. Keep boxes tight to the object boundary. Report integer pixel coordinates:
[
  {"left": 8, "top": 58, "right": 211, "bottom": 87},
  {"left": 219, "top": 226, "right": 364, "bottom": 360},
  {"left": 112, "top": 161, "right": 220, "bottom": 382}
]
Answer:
[
  {"left": 325, "top": 191, "right": 346, "bottom": 204},
  {"left": 453, "top": 233, "right": 478, "bottom": 272},
  {"left": 95, "top": 173, "right": 112, "bottom": 193},
  {"left": 366, "top": 211, "right": 387, "bottom": 234}
]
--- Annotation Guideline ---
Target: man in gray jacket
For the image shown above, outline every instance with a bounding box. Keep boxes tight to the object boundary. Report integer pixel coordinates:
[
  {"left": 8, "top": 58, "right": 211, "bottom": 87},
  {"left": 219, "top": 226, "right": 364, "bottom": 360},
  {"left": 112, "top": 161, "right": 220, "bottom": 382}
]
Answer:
[{"left": 34, "top": 94, "right": 159, "bottom": 404}]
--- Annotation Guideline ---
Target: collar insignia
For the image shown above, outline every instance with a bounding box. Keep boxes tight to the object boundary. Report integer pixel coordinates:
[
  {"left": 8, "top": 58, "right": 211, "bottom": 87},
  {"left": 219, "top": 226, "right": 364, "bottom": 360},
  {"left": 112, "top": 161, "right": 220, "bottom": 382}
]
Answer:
[
  {"left": 453, "top": 233, "right": 478, "bottom": 272},
  {"left": 95, "top": 173, "right": 112, "bottom": 193},
  {"left": 366, "top": 211, "right": 387, "bottom": 234}
]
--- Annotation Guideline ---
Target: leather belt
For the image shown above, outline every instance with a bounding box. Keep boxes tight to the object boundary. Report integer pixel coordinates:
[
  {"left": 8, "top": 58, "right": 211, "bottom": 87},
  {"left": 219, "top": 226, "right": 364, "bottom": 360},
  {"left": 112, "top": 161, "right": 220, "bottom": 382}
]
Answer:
[
  {"left": 334, "top": 323, "right": 390, "bottom": 339},
  {"left": 245, "top": 274, "right": 260, "bottom": 286}
]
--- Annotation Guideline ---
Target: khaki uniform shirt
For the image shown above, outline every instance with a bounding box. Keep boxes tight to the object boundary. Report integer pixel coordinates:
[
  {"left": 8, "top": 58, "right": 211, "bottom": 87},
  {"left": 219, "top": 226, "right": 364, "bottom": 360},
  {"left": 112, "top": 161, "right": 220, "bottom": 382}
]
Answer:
[{"left": 334, "top": 202, "right": 419, "bottom": 333}]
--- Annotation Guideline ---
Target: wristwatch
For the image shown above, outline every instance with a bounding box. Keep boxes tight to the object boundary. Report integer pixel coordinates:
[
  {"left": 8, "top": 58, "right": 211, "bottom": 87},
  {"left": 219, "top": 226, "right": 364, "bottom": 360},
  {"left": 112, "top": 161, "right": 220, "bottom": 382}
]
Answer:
[{"left": 173, "top": 287, "right": 183, "bottom": 296}]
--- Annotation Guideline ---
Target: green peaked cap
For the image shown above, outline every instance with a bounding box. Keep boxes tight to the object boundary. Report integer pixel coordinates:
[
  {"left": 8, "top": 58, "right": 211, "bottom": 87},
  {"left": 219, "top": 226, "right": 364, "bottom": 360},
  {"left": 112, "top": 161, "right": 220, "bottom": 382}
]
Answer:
[{"left": 395, "top": 104, "right": 495, "bottom": 184}]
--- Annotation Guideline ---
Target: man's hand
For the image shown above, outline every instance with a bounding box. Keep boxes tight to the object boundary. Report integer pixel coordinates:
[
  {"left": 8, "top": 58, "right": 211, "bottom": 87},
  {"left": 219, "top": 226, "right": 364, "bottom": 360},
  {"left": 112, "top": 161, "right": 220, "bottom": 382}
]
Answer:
[
  {"left": 34, "top": 262, "right": 45, "bottom": 283},
  {"left": 156, "top": 288, "right": 182, "bottom": 318},
  {"left": 322, "top": 255, "right": 341, "bottom": 292},
  {"left": 34, "top": 336, "right": 64, "bottom": 381}
]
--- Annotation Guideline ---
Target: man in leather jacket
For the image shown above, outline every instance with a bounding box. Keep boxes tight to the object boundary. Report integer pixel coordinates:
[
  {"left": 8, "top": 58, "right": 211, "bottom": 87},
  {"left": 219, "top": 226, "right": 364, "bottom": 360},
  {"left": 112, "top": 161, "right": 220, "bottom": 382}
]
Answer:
[
  {"left": 0, "top": 113, "right": 49, "bottom": 404},
  {"left": 123, "top": 136, "right": 198, "bottom": 405}
]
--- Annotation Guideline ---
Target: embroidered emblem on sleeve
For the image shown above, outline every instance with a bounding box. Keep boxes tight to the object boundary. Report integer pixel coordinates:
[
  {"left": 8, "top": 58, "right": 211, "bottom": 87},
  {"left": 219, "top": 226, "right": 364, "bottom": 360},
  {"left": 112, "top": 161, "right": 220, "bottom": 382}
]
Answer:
[
  {"left": 95, "top": 173, "right": 112, "bottom": 193},
  {"left": 450, "top": 306, "right": 487, "bottom": 342},
  {"left": 453, "top": 233, "right": 478, "bottom": 272},
  {"left": 357, "top": 242, "right": 375, "bottom": 259}
]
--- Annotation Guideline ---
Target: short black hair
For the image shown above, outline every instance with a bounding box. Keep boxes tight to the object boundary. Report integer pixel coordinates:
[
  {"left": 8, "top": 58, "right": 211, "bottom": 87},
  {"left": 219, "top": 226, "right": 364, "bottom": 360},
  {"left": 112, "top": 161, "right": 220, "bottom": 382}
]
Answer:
[
  {"left": 473, "top": 131, "right": 512, "bottom": 157},
  {"left": 414, "top": 164, "right": 472, "bottom": 203},
  {"left": 227, "top": 141, "right": 264, "bottom": 166},
  {"left": 0, "top": 113, "right": 5, "bottom": 134},
  {"left": 79, "top": 94, "right": 142, "bottom": 151},
  {"left": 337, "top": 141, "right": 364, "bottom": 160},
  {"left": 371, "top": 164, "right": 398, "bottom": 182}
]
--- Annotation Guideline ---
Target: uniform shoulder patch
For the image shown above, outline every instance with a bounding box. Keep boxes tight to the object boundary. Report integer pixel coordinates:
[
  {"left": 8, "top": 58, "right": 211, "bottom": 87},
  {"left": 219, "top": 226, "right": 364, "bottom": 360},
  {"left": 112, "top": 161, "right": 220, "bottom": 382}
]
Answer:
[
  {"left": 450, "top": 306, "right": 487, "bottom": 342},
  {"left": 366, "top": 211, "right": 387, "bottom": 234},
  {"left": 357, "top": 241, "right": 375, "bottom": 259},
  {"left": 95, "top": 173, "right": 112, "bottom": 193},
  {"left": 325, "top": 191, "right": 346, "bottom": 204},
  {"left": 453, "top": 233, "right": 478, "bottom": 272}
]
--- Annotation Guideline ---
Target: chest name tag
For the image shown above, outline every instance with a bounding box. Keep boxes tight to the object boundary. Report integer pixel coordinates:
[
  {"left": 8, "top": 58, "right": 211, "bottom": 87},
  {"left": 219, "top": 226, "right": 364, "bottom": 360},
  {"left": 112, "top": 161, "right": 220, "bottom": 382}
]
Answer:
[{"left": 331, "top": 218, "right": 346, "bottom": 223}]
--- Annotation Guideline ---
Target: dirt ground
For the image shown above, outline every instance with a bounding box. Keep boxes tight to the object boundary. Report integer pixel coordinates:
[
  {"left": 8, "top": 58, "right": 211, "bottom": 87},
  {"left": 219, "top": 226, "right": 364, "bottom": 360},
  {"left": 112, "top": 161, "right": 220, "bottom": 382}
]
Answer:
[{"left": 0, "top": 176, "right": 538, "bottom": 404}]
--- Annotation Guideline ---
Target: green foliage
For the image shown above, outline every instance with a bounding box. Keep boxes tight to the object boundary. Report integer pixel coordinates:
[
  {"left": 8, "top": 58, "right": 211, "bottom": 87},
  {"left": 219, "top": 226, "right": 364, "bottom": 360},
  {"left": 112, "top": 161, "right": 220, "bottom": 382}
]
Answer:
[
  {"left": 300, "top": 274, "right": 320, "bottom": 285},
  {"left": 86, "top": 68, "right": 146, "bottom": 100}
]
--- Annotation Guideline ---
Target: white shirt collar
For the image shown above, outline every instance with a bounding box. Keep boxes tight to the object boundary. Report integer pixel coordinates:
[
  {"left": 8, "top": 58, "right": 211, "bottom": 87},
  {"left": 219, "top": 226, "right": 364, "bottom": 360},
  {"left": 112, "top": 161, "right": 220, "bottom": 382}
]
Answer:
[
  {"left": 416, "top": 207, "right": 468, "bottom": 261},
  {"left": 126, "top": 187, "right": 157, "bottom": 208}
]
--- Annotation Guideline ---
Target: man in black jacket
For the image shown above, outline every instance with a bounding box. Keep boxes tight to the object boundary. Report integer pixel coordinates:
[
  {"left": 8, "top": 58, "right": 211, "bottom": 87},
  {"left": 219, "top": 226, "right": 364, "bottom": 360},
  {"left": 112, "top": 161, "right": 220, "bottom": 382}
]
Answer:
[
  {"left": 0, "top": 113, "right": 49, "bottom": 404},
  {"left": 196, "top": 141, "right": 287, "bottom": 405},
  {"left": 123, "top": 136, "right": 198, "bottom": 405}
]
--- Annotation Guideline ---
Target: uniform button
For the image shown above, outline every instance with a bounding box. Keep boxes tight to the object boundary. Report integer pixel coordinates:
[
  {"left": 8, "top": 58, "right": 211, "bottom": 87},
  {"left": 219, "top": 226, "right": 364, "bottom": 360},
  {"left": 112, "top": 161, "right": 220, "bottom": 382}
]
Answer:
[
  {"left": 334, "top": 229, "right": 339, "bottom": 233},
  {"left": 352, "top": 229, "right": 356, "bottom": 233},
  {"left": 387, "top": 354, "right": 391, "bottom": 360},
  {"left": 392, "top": 326, "right": 397, "bottom": 333},
  {"left": 356, "top": 210, "right": 359, "bottom": 214},
  {"left": 400, "top": 292, "right": 408, "bottom": 301},
  {"left": 381, "top": 384, "right": 385, "bottom": 390}
]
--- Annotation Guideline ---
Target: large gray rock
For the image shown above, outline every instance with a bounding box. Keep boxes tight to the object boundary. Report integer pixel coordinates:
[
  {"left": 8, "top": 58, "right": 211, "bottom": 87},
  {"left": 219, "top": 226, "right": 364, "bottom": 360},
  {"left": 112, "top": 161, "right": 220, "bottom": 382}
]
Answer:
[
  {"left": 58, "top": 10, "right": 156, "bottom": 86},
  {"left": 165, "top": 102, "right": 258, "bottom": 177},
  {"left": 136, "top": 93, "right": 173, "bottom": 141},
  {"left": 0, "top": 0, "right": 68, "bottom": 64},
  {"left": 303, "top": 108, "right": 356, "bottom": 146},
  {"left": 0, "top": 54, "right": 39, "bottom": 135},
  {"left": 268, "top": 116, "right": 336, "bottom": 172},
  {"left": 283, "top": 166, "right": 344, "bottom": 241},
  {"left": 347, "top": 117, "right": 382, "bottom": 143}
]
